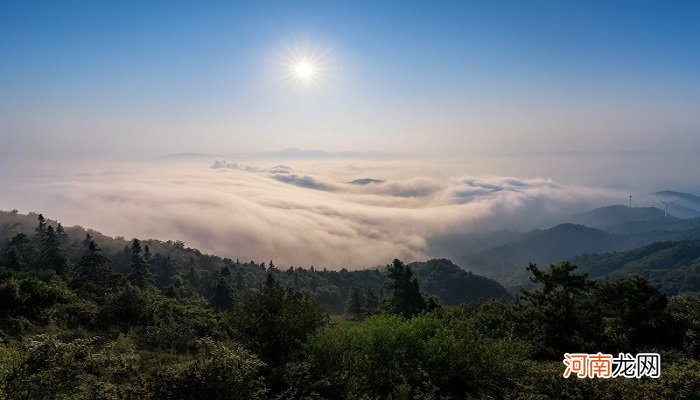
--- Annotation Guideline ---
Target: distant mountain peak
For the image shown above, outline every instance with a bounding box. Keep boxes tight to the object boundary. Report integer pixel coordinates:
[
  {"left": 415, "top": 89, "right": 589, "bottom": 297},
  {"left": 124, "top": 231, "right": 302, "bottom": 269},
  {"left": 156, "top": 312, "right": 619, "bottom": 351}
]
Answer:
[
  {"left": 270, "top": 148, "right": 402, "bottom": 159},
  {"left": 654, "top": 190, "right": 700, "bottom": 202},
  {"left": 348, "top": 178, "right": 385, "bottom": 185}
]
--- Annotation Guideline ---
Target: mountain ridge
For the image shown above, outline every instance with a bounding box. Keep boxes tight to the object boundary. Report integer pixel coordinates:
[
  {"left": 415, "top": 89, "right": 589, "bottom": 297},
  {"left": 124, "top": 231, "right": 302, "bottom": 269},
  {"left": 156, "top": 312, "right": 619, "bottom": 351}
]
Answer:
[{"left": 0, "top": 210, "right": 509, "bottom": 312}]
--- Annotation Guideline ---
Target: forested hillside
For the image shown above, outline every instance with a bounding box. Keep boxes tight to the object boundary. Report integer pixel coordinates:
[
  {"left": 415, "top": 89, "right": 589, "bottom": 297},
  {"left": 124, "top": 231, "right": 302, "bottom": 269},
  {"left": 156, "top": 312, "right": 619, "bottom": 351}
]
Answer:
[
  {"left": 0, "top": 210, "right": 508, "bottom": 313},
  {"left": 573, "top": 240, "right": 700, "bottom": 295},
  {"left": 459, "top": 213, "right": 700, "bottom": 288},
  {"left": 0, "top": 210, "right": 699, "bottom": 398}
]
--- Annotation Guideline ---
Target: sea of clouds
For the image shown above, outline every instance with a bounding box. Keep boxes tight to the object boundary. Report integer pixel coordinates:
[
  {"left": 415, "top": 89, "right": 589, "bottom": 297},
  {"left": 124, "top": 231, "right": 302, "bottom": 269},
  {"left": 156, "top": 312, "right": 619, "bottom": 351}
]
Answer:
[{"left": 0, "top": 157, "right": 620, "bottom": 268}]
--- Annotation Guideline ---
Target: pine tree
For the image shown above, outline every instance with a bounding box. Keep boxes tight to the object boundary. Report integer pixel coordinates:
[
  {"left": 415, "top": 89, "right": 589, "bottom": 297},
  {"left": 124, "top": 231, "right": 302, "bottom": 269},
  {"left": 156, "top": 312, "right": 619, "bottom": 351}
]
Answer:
[
  {"left": 55, "top": 223, "right": 69, "bottom": 243},
  {"left": 3, "top": 233, "right": 33, "bottom": 270},
  {"left": 73, "top": 236, "right": 119, "bottom": 295},
  {"left": 385, "top": 259, "right": 427, "bottom": 318},
  {"left": 153, "top": 254, "right": 177, "bottom": 290},
  {"left": 127, "top": 239, "right": 155, "bottom": 289},
  {"left": 39, "top": 225, "right": 70, "bottom": 275},
  {"left": 34, "top": 214, "right": 47, "bottom": 246},
  {"left": 212, "top": 277, "right": 236, "bottom": 310}
]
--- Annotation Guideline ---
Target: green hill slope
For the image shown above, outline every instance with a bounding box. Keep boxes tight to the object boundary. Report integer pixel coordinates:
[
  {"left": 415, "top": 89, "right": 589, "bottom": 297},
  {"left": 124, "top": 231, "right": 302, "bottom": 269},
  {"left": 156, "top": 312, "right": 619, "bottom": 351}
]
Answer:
[{"left": 0, "top": 210, "right": 509, "bottom": 313}]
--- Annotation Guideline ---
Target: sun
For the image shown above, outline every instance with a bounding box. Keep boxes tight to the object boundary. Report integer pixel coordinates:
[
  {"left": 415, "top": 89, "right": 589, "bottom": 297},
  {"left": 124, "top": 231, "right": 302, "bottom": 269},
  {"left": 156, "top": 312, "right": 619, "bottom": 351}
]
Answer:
[
  {"left": 289, "top": 58, "right": 320, "bottom": 86},
  {"left": 277, "top": 39, "right": 333, "bottom": 92},
  {"left": 294, "top": 61, "right": 316, "bottom": 81}
]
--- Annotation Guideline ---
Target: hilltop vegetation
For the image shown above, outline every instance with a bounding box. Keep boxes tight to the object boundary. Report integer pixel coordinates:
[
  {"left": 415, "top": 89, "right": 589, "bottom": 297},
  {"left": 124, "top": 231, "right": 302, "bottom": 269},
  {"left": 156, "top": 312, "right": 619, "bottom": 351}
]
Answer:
[
  {"left": 0, "top": 211, "right": 699, "bottom": 398},
  {"left": 0, "top": 210, "right": 508, "bottom": 313},
  {"left": 573, "top": 240, "right": 700, "bottom": 295}
]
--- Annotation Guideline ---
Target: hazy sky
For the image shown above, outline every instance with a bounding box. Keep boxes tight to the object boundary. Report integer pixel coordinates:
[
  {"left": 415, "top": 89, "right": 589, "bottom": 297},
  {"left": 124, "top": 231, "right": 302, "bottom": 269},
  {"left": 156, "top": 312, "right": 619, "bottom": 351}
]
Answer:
[
  {"left": 2, "top": 1, "right": 699, "bottom": 160},
  {"left": 2, "top": 2, "right": 700, "bottom": 267}
]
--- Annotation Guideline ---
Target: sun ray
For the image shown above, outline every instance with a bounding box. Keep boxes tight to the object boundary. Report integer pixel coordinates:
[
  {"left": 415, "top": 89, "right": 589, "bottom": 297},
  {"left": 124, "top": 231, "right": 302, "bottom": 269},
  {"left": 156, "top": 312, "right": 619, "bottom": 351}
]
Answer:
[{"left": 276, "top": 38, "right": 333, "bottom": 93}]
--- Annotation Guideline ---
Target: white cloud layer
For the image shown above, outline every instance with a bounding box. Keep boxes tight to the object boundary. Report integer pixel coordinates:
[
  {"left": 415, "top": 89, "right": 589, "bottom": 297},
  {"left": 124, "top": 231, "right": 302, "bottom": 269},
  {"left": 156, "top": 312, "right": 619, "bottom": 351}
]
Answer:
[{"left": 0, "top": 158, "right": 620, "bottom": 268}]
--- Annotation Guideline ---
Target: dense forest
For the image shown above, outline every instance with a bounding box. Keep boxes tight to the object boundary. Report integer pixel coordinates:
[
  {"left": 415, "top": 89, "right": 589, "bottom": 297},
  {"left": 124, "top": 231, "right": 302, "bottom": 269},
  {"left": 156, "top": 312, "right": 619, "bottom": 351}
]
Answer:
[
  {"left": 1, "top": 212, "right": 699, "bottom": 399},
  {"left": 457, "top": 206, "right": 700, "bottom": 290},
  {"left": 573, "top": 240, "right": 700, "bottom": 295},
  {"left": 0, "top": 211, "right": 510, "bottom": 314}
]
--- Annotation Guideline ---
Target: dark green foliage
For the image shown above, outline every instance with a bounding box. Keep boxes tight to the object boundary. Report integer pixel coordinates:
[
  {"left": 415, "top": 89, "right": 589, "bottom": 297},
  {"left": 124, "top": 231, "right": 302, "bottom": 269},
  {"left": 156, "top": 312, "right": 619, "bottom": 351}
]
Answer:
[
  {"left": 72, "top": 237, "right": 120, "bottom": 300},
  {"left": 103, "top": 282, "right": 151, "bottom": 330},
  {"left": 592, "top": 276, "right": 674, "bottom": 352},
  {"left": 519, "top": 261, "right": 683, "bottom": 358},
  {"left": 33, "top": 214, "right": 47, "bottom": 247},
  {"left": 364, "top": 288, "right": 381, "bottom": 315},
  {"left": 573, "top": 240, "right": 700, "bottom": 294},
  {"left": 4, "top": 335, "right": 146, "bottom": 400},
  {"left": 127, "top": 239, "right": 155, "bottom": 289},
  {"left": 0, "top": 210, "right": 699, "bottom": 399},
  {"left": 152, "top": 254, "right": 177, "bottom": 290},
  {"left": 514, "top": 359, "right": 700, "bottom": 400},
  {"left": 668, "top": 295, "right": 700, "bottom": 357},
  {"left": 226, "top": 275, "right": 328, "bottom": 368},
  {"left": 2, "top": 234, "right": 34, "bottom": 271},
  {"left": 210, "top": 276, "right": 236, "bottom": 311},
  {"left": 519, "top": 262, "right": 596, "bottom": 358},
  {"left": 39, "top": 225, "right": 69, "bottom": 275},
  {"left": 385, "top": 259, "right": 428, "bottom": 317},
  {"left": 410, "top": 258, "right": 510, "bottom": 303},
  {"left": 308, "top": 314, "right": 530, "bottom": 399},
  {"left": 138, "top": 296, "right": 225, "bottom": 352},
  {"left": 0, "top": 272, "right": 73, "bottom": 334},
  {"left": 344, "top": 286, "right": 365, "bottom": 319},
  {"left": 152, "top": 339, "right": 267, "bottom": 400},
  {"left": 1, "top": 211, "right": 511, "bottom": 311}
]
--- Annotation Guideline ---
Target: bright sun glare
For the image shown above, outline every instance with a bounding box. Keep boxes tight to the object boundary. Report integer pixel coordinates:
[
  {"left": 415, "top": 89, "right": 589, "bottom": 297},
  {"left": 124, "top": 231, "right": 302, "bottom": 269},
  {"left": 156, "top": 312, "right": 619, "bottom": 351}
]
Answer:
[
  {"left": 280, "top": 40, "right": 331, "bottom": 91},
  {"left": 294, "top": 61, "right": 315, "bottom": 80}
]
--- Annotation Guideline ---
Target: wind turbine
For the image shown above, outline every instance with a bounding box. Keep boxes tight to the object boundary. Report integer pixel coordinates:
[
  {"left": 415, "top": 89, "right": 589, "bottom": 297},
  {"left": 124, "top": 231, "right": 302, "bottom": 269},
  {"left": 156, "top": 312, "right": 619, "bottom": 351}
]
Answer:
[
  {"left": 629, "top": 195, "right": 633, "bottom": 208},
  {"left": 659, "top": 200, "right": 675, "bottom": 218}
]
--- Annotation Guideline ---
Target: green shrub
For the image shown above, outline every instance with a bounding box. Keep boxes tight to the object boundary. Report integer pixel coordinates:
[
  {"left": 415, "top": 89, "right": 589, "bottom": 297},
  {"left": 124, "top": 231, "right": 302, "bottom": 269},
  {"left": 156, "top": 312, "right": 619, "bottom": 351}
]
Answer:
[
  {"left": 308, "top": 313, "right": 530, "bottom": 399},
  {"left": 151, "top": 339, "right": 267, "bottom": 400}
]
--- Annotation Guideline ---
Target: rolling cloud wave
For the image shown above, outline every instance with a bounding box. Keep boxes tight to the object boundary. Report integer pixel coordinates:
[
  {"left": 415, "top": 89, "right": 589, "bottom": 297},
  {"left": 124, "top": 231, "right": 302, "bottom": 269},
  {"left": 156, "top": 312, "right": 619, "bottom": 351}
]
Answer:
[{"left": 0, "top": 159, "right": 618, "bottom": 268}]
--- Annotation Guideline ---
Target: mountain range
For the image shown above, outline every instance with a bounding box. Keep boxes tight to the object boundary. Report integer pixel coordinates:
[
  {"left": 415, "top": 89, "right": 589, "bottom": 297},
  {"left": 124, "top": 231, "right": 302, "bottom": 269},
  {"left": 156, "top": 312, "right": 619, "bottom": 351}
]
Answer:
[
  {"left": 454, "top": 193, "right": 700, "bottom": 291},
  {"left": 4, "top": 189, "right": 700, "bottom": 299}
]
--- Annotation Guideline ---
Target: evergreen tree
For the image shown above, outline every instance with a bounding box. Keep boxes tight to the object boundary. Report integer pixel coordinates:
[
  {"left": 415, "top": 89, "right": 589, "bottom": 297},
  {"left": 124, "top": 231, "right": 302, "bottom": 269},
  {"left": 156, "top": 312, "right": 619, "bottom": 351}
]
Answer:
[
  {"left": 212, "top": 277, "right": 236, "bottom": 311},
  {"left": 153, "top": 254, "right": 177, "bottom": 290},
  {"left": 127, "top": 239, "right": 154, "bottom": 289},
  {"left": 385, "top": 259, "right": 427, "bottom": 318},
  {"left": 73, "top": 236, "right": 119, "bottom": 295},
  {"left": 39, "top": 225, "right": 70, "bottom": 275},
  {"left": 55, "top": 223, "right": 69, "bottom": 244},
  {"left": 227, "top": 274, "right": 327, "bottom": 369},
  {"left": 34, "top": 214, "right": 47, "bottom": 246},
  {"left": 3, "top": 233, "right": 34, "bottom": 270},
  {"left": 518, "top": 262, "right": 595, "bottom": 358}
]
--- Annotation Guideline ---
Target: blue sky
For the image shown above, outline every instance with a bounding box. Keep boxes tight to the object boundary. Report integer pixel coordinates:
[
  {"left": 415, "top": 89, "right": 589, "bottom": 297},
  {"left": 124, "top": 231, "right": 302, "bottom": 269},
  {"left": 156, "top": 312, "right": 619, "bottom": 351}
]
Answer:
[{"left": 1, "top": 1, "right": 699, "bottom": 159}]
